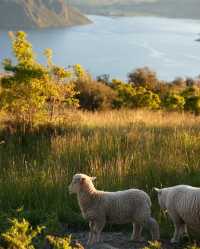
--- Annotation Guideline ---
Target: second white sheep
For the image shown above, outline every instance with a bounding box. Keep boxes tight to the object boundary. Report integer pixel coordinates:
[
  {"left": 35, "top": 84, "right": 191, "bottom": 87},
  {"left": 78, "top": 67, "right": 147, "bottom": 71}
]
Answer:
[{"left": 155, "top": 185, "right": 200, "bottom": 243}]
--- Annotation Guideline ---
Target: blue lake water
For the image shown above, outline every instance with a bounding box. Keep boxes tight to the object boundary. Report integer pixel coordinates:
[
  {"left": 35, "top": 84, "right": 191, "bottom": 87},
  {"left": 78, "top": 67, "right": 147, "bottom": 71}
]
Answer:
[{"left": 0, "top": 15, "right": 200, "bottom": 81}]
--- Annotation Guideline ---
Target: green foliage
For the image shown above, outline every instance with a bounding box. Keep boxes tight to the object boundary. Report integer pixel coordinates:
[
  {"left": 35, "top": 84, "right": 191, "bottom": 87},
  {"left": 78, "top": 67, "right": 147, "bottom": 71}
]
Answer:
[
  {"left": 163, "top": 93, "right": 185, "bottom": 111},
  {"left": 186, "top": 244, "right": 200, "bottom": 249},
  {"left": 143, "top": 241, "right": 162, "bottom": 249},
  {"left": 74, "top": 65, "right": 116, "bottom": 111},
  {"left": 44, "top": 48, "right": 53, "bottom": 68},
  {"left": 46, "top": 235, "right": 75, "bottom": 249},
  {"left": 47, "top": 235, "right": 84, "bottom": 249},
  {"left": 1, "top": 31, "right": 200, "bottom": 116},
  {"left": 112, "top": 80, "right": 160, "bottom": 109},
  {"left": 9, "top": 31, "right": 36, "bottom": 68},
  {"left": 133, "top": 87, "right": 161, "bottom": 109},
  {"left": 2, "top": 218, "right": 44, "bottom": 249},
  {"left": 1, "top": 32, "right": 48, "bottom": 119},
  {"left": 111, "top": 79, "right": 136, "bottom": 108},
  {"left": 0, "top": 217, "right": 82, "bottom": 249},
  {"left": 185, "top": 96, "right": 200, "bottom": 115},
  {"left": 182, "top": 87, "right": 200, "bottom": 114},
  {"left": 0, "top": 31, "right": 79, "bottom": 125},
  {"left": 128, "top": 67, "right": 159, "bottom": 91},
  {"left": 1, "top": 110, "right": 200, "bottom": 236}
]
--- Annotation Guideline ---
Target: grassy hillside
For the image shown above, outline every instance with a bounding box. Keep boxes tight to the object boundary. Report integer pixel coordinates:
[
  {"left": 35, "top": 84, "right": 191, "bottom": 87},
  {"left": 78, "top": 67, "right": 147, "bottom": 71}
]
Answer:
[
  {"left": 71, "top": 0, "right": 200, "bottom": 19},
  {"left": 1, "top": 110, "right": 200, "bottom": 236},
  {"left": 0, "top": 0, "right": 91, "bottom": 29}
]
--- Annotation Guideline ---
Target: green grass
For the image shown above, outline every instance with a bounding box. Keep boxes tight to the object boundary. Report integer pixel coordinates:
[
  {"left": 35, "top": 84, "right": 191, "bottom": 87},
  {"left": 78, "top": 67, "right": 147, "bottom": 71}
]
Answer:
[{"left": 1, "top": 110, "right": 200, "bottom": 236}]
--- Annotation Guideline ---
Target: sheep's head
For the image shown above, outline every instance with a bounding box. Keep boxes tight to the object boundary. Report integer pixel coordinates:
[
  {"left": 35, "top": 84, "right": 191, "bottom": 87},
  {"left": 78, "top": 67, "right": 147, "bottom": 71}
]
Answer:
[
  {"left": 154, "top": 187, "right": 166, "bottom": 210},
  {"left": 68, "top": 174, "right": 96, "bottom": 194}
]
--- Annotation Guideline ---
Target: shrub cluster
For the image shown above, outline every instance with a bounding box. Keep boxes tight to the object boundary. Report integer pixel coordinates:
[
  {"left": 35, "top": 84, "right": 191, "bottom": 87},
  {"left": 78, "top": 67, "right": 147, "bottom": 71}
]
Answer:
[
  {"left": 1, "top": 218, "right": 200, "bottom": 249},
  {"left": 1, "top": 218, "right": 82, "bottom": 249},
  {"left": 1, "top": 31, "right": 200, "bottom": 126}
]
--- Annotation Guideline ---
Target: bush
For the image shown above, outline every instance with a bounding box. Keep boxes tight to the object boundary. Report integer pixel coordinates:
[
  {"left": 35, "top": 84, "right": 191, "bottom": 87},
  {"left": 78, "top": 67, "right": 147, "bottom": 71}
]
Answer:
[
  {"left": 2, "top": 218, "right": 44, "bottom": 249},
  {"left": 184, "top": 96, "right": 200, "bottom": 115},
  {"left": 182, "top": 87, "right": 200, "bottom": 114},
  {"left": 144, "top": 241, "right": 162, "bottom": 249},
  {"left": 0, "top": 32, "right": 79, "bottom": 125},
  {"left": 111, "top": 80, "right": 160, "bottom": 109},
  {"left": 133, "top": 87, "right": 161, "bottom": 109},
  {"left": 163, "top": 93, "right": 185, "bottom": 111},
  {"left": 46, "top": 235, "right": 83, "bottom": 249},
  {"left": 111, "top": 79, "right": 137, "bottom": 108},
  {"left": 128, "top": 67, "right": 159, "bottom": 91},
  {"left": 76, "top": 79, "right": 116, "bottom": 111},
  {"left": 74, "top": 66, "right": 116, "bottom": 111}
]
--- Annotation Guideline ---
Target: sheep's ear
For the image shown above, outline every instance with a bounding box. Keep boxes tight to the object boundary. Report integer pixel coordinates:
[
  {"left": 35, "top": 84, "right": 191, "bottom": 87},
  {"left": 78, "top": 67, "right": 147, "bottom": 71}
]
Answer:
[
  {"left": 90, "top": 177, "right": 96, "bottom": 181},
  {"left": 154, "top": 187, "right": 161, "bottom": 193}
]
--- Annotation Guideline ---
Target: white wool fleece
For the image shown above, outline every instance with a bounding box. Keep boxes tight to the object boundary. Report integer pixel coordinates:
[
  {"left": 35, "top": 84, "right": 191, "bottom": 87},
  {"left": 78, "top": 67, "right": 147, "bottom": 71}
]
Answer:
[
  {"left": 69, "top": 174, "right": 160, "bottom": 245},
  {"left": 155, "top": 185, "right": 200, "bottom": 242}
]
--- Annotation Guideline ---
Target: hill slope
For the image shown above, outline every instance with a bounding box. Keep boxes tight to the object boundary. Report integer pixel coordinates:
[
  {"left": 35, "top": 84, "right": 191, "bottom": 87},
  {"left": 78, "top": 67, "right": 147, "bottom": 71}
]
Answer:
[
  {"left": 0, "top": 0, "right": 91, "bottom": 29},
  {"left": 71, "top": 0, "right": 200, "bottom": 19}
]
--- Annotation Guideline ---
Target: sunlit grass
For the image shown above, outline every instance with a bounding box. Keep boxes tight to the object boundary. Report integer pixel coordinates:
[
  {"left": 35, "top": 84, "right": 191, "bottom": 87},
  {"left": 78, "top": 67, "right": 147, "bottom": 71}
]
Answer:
[{"left": 0, "top": 110, "right": 200, "bottom": 235}]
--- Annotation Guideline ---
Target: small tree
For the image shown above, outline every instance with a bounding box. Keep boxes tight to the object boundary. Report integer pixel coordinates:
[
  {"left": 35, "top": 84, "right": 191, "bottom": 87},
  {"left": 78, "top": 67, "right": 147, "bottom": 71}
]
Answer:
[
  {"left": 111, "top": 79, "right": 137, "bottom": 108},
  {"left": 128, "top": 67, "right": 159, "bottom": 91},
  {"left": 182, "top": 86, "right": 200, "bottom": 114},
  {"left": 1, "top": 31, "right": 48, "bottom": 124},
  {"left": 0, "top": 31, "right": 79, "bottom": 125},
  {"left": 163, "top": 93, "right": 185, "bottom": 111},
  {"left": 133, "top": 87, "right": 161, "bottom": 109},
  {"left": 73, "top": 65, "right": 116, "bottom": 111}
]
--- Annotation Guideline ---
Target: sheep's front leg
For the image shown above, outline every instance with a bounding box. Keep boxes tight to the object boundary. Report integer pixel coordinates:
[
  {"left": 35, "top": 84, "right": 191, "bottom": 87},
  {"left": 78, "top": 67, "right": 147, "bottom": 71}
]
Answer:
[
  {"left": 87, "top": 221, "right": 95, "bottom": 245},
  {"left": 131, "top": 223, "right": 135, "bottom": 241},
  {"left": 95, "top": 219, "right": 106, "bottom": 243},
  {"left": 131, "top": 223, "right": 143, "bottom": 241},
  {"left": 87, "top": 219, "right": 105, "bottom": 245}
]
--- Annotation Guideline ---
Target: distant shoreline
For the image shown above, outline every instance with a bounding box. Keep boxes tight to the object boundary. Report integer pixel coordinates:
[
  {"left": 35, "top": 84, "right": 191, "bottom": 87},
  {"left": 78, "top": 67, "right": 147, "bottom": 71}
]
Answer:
[
  {"left": 72, "top": 0, "right": 200, "bottom": 21},
  {"left": 86, "top": 12, "right": 200, "bottom": 21}
]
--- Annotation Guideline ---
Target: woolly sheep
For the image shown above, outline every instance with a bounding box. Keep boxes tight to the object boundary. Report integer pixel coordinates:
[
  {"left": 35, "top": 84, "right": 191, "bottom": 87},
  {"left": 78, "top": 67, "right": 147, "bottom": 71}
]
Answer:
[
  {"left": 155, "top": 185, "right": 200, "bottom": 243},
  {"left": 69, "top": 173, "right": 160, "bottom": 245}
]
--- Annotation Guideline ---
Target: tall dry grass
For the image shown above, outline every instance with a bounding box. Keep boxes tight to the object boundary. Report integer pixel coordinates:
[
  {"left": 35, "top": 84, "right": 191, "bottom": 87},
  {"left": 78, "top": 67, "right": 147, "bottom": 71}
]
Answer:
[{"left": 0, "top": 110, "right": 200, "bottom": 235}]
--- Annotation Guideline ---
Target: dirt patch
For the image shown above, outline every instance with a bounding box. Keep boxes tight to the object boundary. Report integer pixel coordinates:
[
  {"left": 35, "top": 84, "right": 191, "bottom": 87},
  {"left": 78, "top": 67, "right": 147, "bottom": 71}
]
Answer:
[{"left": 70, "top": 232, "right": 190, "bottom": 249}]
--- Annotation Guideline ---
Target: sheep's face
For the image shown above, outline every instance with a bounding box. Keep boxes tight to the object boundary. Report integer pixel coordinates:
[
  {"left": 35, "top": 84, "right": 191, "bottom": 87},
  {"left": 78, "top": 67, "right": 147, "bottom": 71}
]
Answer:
[
  {"left": 155, "top": 188, "right": 166, "bottom": 210},
  {"left": 68, "top": 174, "right": 96, "bottom": 194}
]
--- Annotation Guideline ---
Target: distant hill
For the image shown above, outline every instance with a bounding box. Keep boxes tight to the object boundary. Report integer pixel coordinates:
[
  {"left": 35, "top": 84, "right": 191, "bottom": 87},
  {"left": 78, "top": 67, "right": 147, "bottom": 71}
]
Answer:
[
  {"left": 71, "top": 0, "right": 200, "bottom": 19},
  {"left": 0, "top": 0, "right": 91, "bottom": 29}
]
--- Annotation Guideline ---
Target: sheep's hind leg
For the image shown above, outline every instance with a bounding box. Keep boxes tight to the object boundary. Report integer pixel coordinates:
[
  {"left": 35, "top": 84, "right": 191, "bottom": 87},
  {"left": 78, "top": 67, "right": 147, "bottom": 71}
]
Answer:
[
  {"left": 181, "top": 224, "right": 189, "bottom": 240},
  {"left": 147, "top": 217, "right": 160, "bottom": 241},
  {"left": 181, "top": 224, "right": 188, "bottom": 237},
  {"left": 171, "top": 223, "right": 182, "bottom": 243},
  {"left": 131, "top": 223, "right": 143, "bottom": 241},
  {"left": 168, "top": 211, "right": 183, "bottom": 243}
]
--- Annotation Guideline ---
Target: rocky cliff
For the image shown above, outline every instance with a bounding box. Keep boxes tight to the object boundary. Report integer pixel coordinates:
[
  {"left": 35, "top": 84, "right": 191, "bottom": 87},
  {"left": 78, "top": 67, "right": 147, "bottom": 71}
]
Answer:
[{"left": 0, "top": 0, "right": 91, "bottom": 29}]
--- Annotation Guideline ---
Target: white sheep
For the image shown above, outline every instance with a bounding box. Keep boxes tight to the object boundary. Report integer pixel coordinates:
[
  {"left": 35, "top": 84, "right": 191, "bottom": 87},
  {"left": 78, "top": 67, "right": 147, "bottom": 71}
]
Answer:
[
  {"left": 155, "top": 185, "right": 200, "bottom": 243},
  {"left": 69, "top": 173, "right": 160, "bottom": 245}
]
